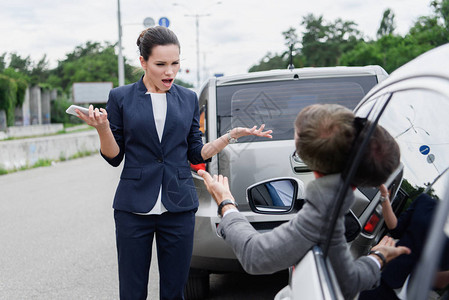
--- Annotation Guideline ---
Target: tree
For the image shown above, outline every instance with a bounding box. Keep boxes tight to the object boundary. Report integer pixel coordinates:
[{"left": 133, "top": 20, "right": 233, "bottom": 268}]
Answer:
[
  {"left": 341, "top": 1, "right": 449, "bottom": 73},
  {"left": 377, "top": 8, "right": 396, "bottom": 38},
  {"left": 406, "top": 0, "right": 449, "bottom": 47},
  {"left": 47, "top": 41, "right": 193, "bottom": 93},
  {"left": 8, "top": 53, "right": 32, "bottom": 74},
  {"left": 431, "top": 0, "right": 449, "bottom": 29},
  {"left": 48, "top": 41, "right": 140, "bottom": 92},
  {"left": 29, "top": 55, "right": 50, "bottom": 86},
  {"left": 282, "top": 27, "right": 299, "bottom": 49},
  {"left": 0, "top": 53, "right": 6, "bottom": 73},
  {"left": 248, "top": 52, "right": 289, "bottom": 72},
  {"left": 0, "top": 74, "right": 18, "bottom": 126},
  {"left": 301, "top": 14, "right": 363, "bottom": 67}
]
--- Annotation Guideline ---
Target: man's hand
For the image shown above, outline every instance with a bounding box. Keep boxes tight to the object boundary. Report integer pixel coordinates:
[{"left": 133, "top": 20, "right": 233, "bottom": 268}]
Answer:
[
  {"left": 197, "top": 170, "right": 235, "bottom": 206},
  {"left": 371, "top": 235, "right": 411, "bottom": 265}
]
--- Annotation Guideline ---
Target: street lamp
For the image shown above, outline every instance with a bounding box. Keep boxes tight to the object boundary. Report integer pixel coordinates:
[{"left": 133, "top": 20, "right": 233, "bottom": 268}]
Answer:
[
  {"left": 117, "top": 0, "right": 125, "bottom": 86},
  {"left": 173, "top": 2, "right": 221, "bottom": 88}
]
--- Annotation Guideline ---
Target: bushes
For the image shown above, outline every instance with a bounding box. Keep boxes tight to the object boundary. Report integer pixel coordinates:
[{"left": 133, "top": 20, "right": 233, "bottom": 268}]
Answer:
[
  {"left": 0, "top": 72, "right": 28, "bottom": 126},
  {"left": 51, "top": 97, "right": 83, "bottom": 125},
  {"left": 0, "top": 74, "right": 18, "bottom": 126}
]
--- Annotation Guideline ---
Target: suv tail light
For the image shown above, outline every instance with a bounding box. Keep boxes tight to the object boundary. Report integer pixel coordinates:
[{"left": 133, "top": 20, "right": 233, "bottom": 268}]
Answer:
[
  {"left": 363, "top": 213, "right": 380, "bottom": 234},
  {"left": 190, "top": 163, "right": 206, "bottom": 172}
]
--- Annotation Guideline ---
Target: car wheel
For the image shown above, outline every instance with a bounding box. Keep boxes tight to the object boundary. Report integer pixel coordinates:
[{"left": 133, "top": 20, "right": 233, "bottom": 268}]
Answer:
[{"left": 184, "top": 268, "right": 210, "bottom": 300}]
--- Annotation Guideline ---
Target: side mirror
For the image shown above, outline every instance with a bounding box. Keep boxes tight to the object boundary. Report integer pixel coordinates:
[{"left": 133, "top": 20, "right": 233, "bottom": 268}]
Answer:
[{"left": 247, "top": 178, "right": 299, "bottom": 214}]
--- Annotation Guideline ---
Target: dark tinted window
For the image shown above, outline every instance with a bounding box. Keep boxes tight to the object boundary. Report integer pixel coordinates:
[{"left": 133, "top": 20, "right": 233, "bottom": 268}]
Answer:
[{"left": 217, "top": 76, "right": 378, "bottom": 142}]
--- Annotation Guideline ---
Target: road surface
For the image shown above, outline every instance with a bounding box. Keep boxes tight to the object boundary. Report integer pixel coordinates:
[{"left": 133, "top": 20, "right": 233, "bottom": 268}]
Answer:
[{"left": 0, "top": 155, "right": 286, "bottom": 299}]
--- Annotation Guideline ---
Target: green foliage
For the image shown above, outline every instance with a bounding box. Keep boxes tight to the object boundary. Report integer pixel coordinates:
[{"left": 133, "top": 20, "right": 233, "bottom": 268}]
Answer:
[
  {"left": 341, "top": 1, "right": 448, "bottom": 73},
  {"left": 377, "top": 9, "right": 396, "bottom": 38},
  {"left": 283, "top": 27, "right": 300, "bottom": 49},
  {"left": 401, "top": 178, "right": 425, "bottom": 199},
  {"left": 300, "top": 14, "right": 363, "bottom": 67},
  {"left": 29, "top": 55, "right": 50, "bottom": 86},
  {"left": 0, "top": 53, "right": 6, "bottom": 73},
  {"left": 0, "top": 167, "right": 7, "bottom": 175},
  {"left": 8, "top": 52, "right": 32, "bottom": 73},
  {"left": 249, "top": 52, "right": 290, "bottom": 72},
  {"left": 51, "top": 97, "right": 83, "bottom": 124},
  {"left": 69, "top": 150, "right": 97, "bottom": 159},
  {"left": 174, "top": 78, "right": 194, "bottom": 88},
  {"left": 49, "top": 41, "right": 143, "bottom": 93},
  {"left": 340, "top": 35, "right": 430, "bottom": 73},
  {"left": 0, "top": 74, "right": 18, "bottom": 126},
  {"left": 32, "top": 159, "right": 53, "bottom": 168},
  {"left": 249, "top": 13, "right": 364, "bottom": 71},
  {"left": 408, "top": 15, "right": 449, "bottom": 47},
  {"left": 249, "top": 0, "right": 448, "bottom": 73},
  {"left": 2, "top": 68, "right": 28, "bottom": 107}
]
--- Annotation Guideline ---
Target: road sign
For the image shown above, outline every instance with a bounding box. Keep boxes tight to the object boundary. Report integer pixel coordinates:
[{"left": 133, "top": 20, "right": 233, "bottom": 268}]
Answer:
[
  {"left": 72, "top": 82, "right": 113, "bottom": 104},
  {"left": 427, "top": 153, "right": 436, "bottom": 164},
  {"left": 420, "top": 145, "right": 430, "bottom": 155},
  {"left": 143, "top": 17, "right": 155, "bottom": 27},
  {"left": 158, "top": 17, "right": 170, "bottom": 27}
]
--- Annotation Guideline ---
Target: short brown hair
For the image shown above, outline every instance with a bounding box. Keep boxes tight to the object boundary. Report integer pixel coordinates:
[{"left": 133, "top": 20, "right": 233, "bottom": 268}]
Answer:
[
  {"left": 295, "top": 104, "right": 355, "bottom": 174},
  {"left": 352, "top": 124, "right": 400, "bottom": 187},
  {"left": 294, "top": 104, "right": 400, "bottom": 186}
]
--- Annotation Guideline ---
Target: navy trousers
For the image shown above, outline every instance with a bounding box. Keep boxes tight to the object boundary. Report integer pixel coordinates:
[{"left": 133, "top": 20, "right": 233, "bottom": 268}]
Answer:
[{"left": 114, "top": 209, "right": 195, "bottom": 300}]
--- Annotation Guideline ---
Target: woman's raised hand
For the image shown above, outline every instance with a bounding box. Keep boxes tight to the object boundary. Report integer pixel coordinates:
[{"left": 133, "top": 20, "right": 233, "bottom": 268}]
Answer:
[
  {"left": 76, "top": 105, "right": 109, "bottom": 131},
  {"left": 232, "top": 124, "right": 273, "bottom": 139}
]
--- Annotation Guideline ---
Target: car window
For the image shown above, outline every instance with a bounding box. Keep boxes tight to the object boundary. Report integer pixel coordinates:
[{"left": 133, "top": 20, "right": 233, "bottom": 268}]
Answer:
[
  {"left": 357, "top": 88, "right": 449, "bottom": 201},
  {"left": 216, "top": 76, "right": 378, "bottom": 142}
]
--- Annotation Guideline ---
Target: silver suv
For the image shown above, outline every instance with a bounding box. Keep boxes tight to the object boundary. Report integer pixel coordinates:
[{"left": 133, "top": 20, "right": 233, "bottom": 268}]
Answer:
[{"left": 187, "top": 66, "right": 389, "bottom": 299}]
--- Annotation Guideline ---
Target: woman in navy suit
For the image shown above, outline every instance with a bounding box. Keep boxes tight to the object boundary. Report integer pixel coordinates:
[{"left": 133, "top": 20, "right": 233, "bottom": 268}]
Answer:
[{"left": 76, "top": 26, "right": 272, "bottom": 300}]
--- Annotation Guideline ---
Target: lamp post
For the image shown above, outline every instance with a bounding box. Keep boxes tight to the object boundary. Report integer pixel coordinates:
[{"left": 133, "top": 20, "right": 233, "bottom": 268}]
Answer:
[
  {"left": 173, "top": 2, "right": 221, "bottom": 88},
  {"left": 117, "top": 0, "right": 125, "bottom": 86},
  {"left": 187, "top": 13, "right": 209, "bottom": 88}
]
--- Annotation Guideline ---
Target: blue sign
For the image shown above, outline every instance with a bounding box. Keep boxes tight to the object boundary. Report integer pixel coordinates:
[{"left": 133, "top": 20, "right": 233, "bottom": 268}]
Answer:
[
  {"left": 419, "top": 145, "right": 430, "bottom": 155},
  {"left": 159, "top": 17, "right": 170, "bottom": 27}
]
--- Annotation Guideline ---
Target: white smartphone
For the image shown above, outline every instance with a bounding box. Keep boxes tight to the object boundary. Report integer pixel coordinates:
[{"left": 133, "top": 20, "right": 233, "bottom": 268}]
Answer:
[{"left": 66, "top": 105, "right": 103, "bottom": 116}]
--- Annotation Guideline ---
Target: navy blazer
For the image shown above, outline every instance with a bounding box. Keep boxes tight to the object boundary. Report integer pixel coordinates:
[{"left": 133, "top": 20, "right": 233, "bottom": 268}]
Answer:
[
  {"left": 382, "top": 193, "right": 449, "bottom": 288},
  {"left": 101, "top": 78, "right": 208, "bottom": 213}
]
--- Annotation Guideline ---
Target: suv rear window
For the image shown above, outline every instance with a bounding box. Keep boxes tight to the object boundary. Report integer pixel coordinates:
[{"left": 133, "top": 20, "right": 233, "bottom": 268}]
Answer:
[{"left": 217, "top": 76, "right": 378, "bottom": 142}]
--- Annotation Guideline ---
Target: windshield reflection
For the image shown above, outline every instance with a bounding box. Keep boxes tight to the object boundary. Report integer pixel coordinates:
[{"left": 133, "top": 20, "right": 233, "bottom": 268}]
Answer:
[{"left": 356, "top": 89, "right": 449, "bottom": 200}]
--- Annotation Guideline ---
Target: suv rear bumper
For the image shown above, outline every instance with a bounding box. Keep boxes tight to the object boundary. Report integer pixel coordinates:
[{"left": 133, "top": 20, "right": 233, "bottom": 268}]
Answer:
[{"left": 191, "top": 206, "right": 295, "bottom": 273}]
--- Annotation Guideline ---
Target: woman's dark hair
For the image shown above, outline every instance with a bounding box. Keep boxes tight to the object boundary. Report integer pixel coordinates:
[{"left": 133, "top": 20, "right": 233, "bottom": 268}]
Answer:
[{"left": 136, "top": 26, "right": 180, "bottom": 61}]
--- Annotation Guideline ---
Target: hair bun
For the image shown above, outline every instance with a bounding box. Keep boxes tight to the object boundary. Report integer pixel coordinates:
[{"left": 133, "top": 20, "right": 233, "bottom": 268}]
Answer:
[{"left": 136, "top": 28, "right": 149, "bottom": 47}]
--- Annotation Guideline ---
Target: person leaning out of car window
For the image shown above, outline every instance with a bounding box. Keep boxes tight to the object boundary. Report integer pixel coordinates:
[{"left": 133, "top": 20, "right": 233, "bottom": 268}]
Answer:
[{"left": 198, "top": 104, "right": 411, "bottom": 300}]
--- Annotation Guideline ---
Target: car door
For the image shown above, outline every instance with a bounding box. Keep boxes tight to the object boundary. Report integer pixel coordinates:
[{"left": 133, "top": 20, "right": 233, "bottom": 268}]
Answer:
[{"left": 353, "top": 43, "right": 449, "bottom": 300}]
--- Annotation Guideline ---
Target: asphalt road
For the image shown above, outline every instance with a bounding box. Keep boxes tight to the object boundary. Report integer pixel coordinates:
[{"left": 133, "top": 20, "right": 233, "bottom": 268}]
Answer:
[{"left": 0, "top": 155, "right": 287, "bottom": 299}]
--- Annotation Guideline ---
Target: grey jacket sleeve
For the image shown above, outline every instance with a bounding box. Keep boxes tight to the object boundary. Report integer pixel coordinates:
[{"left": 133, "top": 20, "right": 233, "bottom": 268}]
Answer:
[
  {"left": 217, "top": 212, "right": 314, "bottom": 275},
  {"left": 328, "top": 241, "right": 381, "bottom": 299},
  {"left": 218, "top": 212, "right": 380, "bottom": 299}
]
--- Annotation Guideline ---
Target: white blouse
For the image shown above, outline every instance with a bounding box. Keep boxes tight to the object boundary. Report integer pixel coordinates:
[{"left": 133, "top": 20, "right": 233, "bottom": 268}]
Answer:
[{"left": 136, "top": 92, "right": 168, "bottom": 215}]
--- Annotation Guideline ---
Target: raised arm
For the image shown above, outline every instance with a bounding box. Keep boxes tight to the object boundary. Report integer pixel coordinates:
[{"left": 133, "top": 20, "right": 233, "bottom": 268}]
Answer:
[
  {"left": 379, "top": 184, "right": 398, "bottom": 230},
  {"left": 75, "top": 104, "right": 120, "bottom": 159},
  {"left": 200, "top": 125, "right": 272, "bottom": 161}
]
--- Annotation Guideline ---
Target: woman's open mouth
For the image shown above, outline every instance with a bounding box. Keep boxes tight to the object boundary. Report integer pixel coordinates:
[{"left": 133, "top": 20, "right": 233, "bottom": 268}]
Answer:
[{"left": 162, "top": 78, "right": 173, "bottom": 87}]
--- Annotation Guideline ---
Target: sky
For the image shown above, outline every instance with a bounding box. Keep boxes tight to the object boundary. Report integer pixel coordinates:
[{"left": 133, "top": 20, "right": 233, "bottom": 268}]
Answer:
[{"left": 1, "top": 0, "right": 434, "bottom": 87}]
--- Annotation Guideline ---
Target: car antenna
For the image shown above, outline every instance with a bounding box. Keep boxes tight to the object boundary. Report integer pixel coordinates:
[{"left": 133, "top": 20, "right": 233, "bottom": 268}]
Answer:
[{"left": 287, "top": 44, "right": 295, "bottom": 70}]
